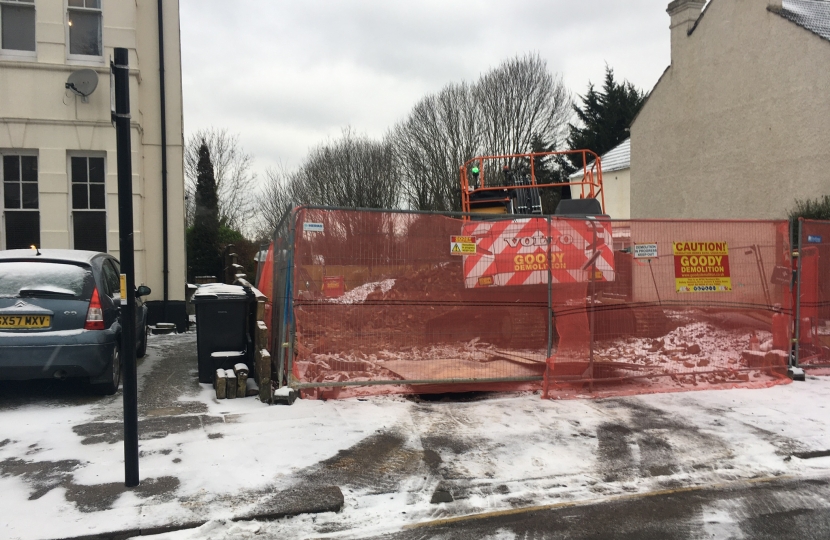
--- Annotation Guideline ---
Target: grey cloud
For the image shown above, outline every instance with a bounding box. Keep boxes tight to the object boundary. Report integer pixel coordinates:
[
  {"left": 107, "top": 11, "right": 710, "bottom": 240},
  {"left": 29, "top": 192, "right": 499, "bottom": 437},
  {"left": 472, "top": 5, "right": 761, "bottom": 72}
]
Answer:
[{"left": 181, "top": 0, "right": 672, "bottom": 177}]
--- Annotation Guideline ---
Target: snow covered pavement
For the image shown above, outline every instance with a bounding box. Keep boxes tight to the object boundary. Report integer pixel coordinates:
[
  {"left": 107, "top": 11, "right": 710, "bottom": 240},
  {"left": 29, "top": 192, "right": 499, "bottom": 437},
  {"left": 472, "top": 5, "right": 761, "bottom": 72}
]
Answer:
[{"left": 1, "top": 332, "right": 830, "bottom": 539}]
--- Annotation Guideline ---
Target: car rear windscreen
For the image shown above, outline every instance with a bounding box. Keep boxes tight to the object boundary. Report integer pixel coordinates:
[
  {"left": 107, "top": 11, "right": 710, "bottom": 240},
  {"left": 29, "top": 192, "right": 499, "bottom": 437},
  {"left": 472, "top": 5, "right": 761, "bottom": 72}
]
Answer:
[{"left": 0, "top": 261, "right": 91, "bottom": 298}]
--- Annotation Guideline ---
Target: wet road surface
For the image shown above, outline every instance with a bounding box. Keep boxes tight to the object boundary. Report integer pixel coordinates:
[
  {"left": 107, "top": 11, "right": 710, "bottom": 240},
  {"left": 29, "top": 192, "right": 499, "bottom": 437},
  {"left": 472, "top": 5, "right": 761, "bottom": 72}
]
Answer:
[{"left": 369, "top": 475, "right": 830, "bottom": 540}]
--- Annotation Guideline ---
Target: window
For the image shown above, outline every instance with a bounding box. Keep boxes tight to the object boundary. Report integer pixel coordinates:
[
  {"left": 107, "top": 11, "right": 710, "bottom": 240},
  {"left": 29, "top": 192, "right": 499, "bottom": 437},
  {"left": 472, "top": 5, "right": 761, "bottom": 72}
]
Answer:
[
  {"left": 101, "top": 259, "right": 119, "bottom": 299},
  {"left": 71, "top": 156, "right": 107, "bottom": 252},
  {"left": 0, "top": 0, "right": 36, "bottom": 52},
  {"left": 67, "top": 0, "right": 101, "bottom": 57},
  {"left": 0, "top": 261, "right": 90, "bottom": 298},
  {"left": 2, "top": 154, "right": 39, "bottom": 250}
]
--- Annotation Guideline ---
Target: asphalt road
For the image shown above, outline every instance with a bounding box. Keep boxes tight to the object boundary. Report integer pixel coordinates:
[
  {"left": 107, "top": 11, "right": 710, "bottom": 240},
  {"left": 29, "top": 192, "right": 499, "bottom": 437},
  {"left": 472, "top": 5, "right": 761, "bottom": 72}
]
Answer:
[
  {"left": 3, "top": 333, "right": 830, "bottom": 539},
  {"left": 370, "top": 475, "right": 830, "bottom": 540}
]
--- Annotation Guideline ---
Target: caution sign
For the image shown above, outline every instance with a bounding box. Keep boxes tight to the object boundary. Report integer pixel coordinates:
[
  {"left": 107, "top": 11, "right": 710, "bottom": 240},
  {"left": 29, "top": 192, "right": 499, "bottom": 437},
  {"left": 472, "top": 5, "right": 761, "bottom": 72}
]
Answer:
[
  {"left": 450, "top": 235, "right": 476, "bottom": 256},
  {"left": 673, "top": 242, "right": 731, "bottom": 293}
]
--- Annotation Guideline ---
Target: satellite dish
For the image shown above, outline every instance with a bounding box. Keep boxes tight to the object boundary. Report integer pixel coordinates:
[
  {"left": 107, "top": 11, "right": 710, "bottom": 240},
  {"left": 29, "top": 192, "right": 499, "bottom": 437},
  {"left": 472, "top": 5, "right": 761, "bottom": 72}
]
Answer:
[{"left": 65, "top": 69, "right": 99, "bottom": 102}]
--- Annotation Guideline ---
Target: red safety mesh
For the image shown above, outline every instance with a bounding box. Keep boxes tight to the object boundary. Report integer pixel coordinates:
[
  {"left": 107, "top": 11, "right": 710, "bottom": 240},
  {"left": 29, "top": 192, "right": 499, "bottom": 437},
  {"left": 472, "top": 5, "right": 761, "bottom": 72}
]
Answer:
[
  {"left": 257, "top": 243, "right": 274, "bottom": 299},
  {"left": 285, "top": 208, "right": 792, "bottom": 400},
  {"left": 544, "top": 220, "right": 793, "bottom": 398},
  {"left": 798, "top": 220, "right": 830, "bottom": 366},
  {"left": 257, "top": 242, "right": 274, "bottom": 332}
]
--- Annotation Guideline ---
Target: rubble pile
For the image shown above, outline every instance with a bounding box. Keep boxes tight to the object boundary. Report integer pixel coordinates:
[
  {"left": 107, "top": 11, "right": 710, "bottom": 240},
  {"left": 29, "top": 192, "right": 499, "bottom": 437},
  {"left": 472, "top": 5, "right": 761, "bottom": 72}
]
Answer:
[
  {"left": 293, "top": 263, "right": 788, "bottom": 393},
  {"left": 592, "top": 321, "right": 787, "bottom": 386}
]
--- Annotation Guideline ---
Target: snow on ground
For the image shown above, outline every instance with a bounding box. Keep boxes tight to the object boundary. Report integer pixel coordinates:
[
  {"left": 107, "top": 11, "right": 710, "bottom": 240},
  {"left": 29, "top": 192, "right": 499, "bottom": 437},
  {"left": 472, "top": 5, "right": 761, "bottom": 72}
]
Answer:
[
  {"left": 325, "top": 279, "right": 395, "bottom": 304},
  {"left": 2, "top": 332, "right": 830, "bottom": 540},
  {"left": 135, "top": 375, "right": 830, "bottom": 540}
]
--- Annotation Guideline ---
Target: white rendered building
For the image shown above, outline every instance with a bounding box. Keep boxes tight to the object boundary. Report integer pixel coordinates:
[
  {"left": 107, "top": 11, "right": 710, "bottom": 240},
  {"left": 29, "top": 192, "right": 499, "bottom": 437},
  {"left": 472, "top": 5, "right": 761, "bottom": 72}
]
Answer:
[{"left": 0, "top": 0, "right": 187, "bottom": 327}]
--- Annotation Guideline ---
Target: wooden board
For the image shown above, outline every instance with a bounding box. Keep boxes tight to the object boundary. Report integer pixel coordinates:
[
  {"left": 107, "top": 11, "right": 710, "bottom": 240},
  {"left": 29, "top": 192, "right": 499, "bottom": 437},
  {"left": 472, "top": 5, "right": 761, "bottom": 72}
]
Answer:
[
  {"left": 381, "top": 359, "right": 543, "bottom": 381},
  {"left": 488, "top": 349, "right": 547, "bottom": 365}
]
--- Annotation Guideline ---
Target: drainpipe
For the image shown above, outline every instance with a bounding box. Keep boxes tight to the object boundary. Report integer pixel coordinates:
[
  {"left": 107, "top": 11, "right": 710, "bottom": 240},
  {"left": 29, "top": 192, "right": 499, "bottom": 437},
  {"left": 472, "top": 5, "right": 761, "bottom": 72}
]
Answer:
[{"left": 157, "top": 0, "right": 169, "bottom": 320}]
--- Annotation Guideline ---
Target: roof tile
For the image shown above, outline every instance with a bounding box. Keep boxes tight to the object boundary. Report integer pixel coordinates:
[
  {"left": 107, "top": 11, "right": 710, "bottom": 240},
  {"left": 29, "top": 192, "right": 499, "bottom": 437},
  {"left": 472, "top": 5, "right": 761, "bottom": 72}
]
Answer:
[
  {"left": 569, "top": 138, "right": 630, "bottom": 178},
  {"left": 780, "top": 0, "right": 830, "bottom": 42}
]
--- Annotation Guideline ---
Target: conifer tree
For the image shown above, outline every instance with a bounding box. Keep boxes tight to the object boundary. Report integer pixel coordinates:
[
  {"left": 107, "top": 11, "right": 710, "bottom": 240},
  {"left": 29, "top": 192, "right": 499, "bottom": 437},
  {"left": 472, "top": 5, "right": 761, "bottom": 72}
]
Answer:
[
  {"left": 567, "top": 66, "right": 646, "bottom": 171},
  {"left": 188, "top": 143, "right": 221, "bottom": 281}
]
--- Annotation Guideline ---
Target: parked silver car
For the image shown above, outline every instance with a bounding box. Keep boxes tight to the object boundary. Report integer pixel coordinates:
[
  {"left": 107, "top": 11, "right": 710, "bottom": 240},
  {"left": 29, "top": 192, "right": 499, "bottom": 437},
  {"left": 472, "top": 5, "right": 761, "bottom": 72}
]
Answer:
[{"left": 0, "top": 249, "right": 150, "bottom": 394}]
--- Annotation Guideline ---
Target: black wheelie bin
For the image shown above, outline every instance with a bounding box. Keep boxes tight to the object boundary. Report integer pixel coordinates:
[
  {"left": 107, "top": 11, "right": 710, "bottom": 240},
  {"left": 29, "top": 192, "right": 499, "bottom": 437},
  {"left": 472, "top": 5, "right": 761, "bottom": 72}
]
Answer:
[{"left": 192, "top": 283, "right": 255, "bottom": 383}]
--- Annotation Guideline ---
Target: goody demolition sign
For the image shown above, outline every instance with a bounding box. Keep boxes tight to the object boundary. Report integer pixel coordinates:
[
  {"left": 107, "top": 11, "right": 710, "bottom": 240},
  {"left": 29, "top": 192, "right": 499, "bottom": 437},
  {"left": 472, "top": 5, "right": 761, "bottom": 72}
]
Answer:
[
  {"left": 673, "top": 241, "right": 731, "bottom": 293},
  {"left": 450, "top": 235, "right": 477, "bottom": 256}
]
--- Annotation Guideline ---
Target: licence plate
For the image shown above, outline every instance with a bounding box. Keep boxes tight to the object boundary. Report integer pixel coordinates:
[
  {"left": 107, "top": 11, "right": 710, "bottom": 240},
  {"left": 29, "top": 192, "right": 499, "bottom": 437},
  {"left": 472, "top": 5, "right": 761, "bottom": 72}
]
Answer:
[{"left": 0, "top": 315, "right": 51, "bottom": 329}]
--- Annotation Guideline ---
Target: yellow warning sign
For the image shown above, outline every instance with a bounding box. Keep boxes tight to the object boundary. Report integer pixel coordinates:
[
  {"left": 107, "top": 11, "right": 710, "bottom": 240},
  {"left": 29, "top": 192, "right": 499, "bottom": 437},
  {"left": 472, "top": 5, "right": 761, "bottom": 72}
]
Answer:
[
  {"left": 673, "top": 241, "right": 732, "bottom": 293},
  {"left": 450, "top": 235, "right": 476, "bottom": 256}
]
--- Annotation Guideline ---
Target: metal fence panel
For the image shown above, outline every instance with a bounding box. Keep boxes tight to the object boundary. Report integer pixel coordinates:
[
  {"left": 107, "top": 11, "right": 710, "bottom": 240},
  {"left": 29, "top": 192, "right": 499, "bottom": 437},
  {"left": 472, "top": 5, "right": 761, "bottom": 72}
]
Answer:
[
  {"left": 273, "top": 208, "right": 794, "bottom": 399},
  {"left": 797, "top": 220, "right": 830, "bottom": 366},
  {"left": 544, "top": 219, "right": 793, "bottom": 398}
]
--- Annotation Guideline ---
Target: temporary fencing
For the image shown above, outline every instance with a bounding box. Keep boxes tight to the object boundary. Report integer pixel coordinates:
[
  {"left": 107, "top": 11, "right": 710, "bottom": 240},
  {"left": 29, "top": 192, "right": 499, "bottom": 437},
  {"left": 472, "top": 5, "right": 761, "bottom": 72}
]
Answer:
[
  {"left": 544, "top": 219, "right": 793, "bottom": 398},
  {"left": 263, "top": 207, "right": 799, "bottom": 400},
  {"left": 796, "top": 219, "right": 830, "bottom": 367}
]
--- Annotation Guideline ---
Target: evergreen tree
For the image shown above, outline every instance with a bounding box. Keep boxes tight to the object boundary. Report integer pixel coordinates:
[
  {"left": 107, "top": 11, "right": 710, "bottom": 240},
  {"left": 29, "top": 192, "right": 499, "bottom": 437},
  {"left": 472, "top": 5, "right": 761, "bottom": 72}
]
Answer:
[
  {"left": 188, "top": 143, "right": 221, "bottom": 281},
  {"left": 567, "top": 66, "right": 646, "bottom": 171}
]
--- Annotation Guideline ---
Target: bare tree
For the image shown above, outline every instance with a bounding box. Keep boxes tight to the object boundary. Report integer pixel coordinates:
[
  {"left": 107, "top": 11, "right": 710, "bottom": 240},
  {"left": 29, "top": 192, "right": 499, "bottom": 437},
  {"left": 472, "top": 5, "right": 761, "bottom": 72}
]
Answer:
[
  {"left": 474, "top": 53, "right": 572, "bottom": 162},
  {"left": 254, "top": 165, "right": 297, "bottom": 241},
  {"left": 185, "top": 128, "right": 257, "bottom": 233},
  {"left": 295, "top": 128, "right": 399, "bottom": 209},
  {"left": 392, "top": 82, "right": 480, "bottom": 211},
  {"left": 254, "top": 129, "right": 400, "bottom": 242},
  {"left": 393, "top": 54, "right": 572, "bottom": 211}
]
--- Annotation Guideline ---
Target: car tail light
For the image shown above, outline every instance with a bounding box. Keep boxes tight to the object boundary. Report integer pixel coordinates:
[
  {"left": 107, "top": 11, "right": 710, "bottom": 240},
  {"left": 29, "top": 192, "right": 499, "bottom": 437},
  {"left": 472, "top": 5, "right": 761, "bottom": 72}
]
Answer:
[{"left": 84, "top": 288, "right": 105, "bottom": 330}]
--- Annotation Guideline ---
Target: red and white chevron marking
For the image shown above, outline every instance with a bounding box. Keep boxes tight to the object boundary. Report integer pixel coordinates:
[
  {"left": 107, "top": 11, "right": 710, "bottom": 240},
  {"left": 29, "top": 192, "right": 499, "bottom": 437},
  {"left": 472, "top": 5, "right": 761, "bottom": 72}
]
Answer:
[{"left": 461, "top": 218, "right": 615, "bottom": 288}]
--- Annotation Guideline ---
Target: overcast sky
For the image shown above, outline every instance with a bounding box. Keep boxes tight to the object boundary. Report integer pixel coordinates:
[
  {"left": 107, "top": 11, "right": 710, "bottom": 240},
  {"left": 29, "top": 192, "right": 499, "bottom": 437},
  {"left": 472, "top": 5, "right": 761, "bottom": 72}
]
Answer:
[{"left": 180, "top": 0, "right": 673, "bottom": 181}]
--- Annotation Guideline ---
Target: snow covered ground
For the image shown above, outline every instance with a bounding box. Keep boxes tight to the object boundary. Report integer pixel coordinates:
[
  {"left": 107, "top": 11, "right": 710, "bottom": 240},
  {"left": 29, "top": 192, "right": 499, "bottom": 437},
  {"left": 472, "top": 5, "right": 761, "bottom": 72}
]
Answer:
[{"left": 1, "top": 332, "right": 830, "bottom": 540}]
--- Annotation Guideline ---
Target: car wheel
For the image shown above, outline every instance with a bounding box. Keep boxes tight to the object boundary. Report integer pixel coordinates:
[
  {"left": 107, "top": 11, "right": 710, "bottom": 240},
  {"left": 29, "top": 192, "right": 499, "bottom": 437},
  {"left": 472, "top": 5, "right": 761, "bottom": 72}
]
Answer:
[
  {"left": 136, "top": 321, "right": 148, "bottom": 358},
  {"left": 92, "top": 342, "right": 121, "bottom": 395}
]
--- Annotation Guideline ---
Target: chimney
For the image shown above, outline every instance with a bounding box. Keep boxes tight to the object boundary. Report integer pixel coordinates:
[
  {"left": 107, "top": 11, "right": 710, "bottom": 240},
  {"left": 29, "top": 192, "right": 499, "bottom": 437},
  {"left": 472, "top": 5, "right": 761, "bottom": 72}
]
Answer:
[{"left": 667, "top": 0, "right": 706, "bottom": 60}]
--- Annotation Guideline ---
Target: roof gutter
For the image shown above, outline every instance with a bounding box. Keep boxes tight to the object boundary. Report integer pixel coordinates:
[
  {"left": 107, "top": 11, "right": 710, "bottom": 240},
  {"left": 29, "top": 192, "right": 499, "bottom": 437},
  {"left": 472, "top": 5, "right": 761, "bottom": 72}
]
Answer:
[{"left": 157, "top": 0, "right": 169, "bottom": 319}]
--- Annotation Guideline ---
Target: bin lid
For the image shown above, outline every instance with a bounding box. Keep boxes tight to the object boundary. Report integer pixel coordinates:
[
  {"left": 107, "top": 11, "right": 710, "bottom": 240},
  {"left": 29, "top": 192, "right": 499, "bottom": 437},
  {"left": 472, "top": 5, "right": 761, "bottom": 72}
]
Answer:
[{"left": 192, "top": 283, "right": 250, "bottom": 302}]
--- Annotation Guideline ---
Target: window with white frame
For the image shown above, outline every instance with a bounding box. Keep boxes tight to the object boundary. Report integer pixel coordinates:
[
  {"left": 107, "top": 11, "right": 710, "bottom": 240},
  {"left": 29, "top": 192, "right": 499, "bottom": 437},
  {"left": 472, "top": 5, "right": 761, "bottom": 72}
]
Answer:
[
  {"left": 2, "top": 154, "right": 40, "bottom": 250},
  {"left": 71, "top": 155, "right": 107, "bottom": 252},
  {"left": 67, "top": 0, "right": 101, "bottom": 57},
  {"left": 1, "top": 0, "right": 36, "bottom": 52}
]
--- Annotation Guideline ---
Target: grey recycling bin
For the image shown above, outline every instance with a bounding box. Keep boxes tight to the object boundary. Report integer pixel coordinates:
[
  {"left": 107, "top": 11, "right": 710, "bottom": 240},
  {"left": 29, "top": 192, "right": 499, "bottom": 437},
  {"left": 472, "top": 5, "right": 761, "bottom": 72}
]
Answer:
[{"left": 192, "top": 283, "right": 255, "bottom": 383}]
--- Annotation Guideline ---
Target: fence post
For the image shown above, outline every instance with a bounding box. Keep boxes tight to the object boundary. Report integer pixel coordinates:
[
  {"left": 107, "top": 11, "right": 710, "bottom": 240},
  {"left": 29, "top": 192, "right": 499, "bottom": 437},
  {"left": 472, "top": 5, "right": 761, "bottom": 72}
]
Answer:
[
  {"left": 547, "top": 215, "right": 553, "bottom": 359},
  {"left": 270, "top": 206, "right": 295, "bottom": 389},
  {"left": 588, "top": 219, "right": 598, "bottom": 392},
  {"left": 286, "top": 211, "right": 297, "bottom": 389},
  {"left": 794, "top": 217, "right": 804, "bottom": 367}
]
